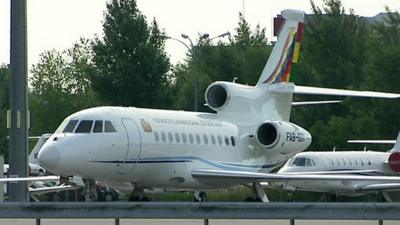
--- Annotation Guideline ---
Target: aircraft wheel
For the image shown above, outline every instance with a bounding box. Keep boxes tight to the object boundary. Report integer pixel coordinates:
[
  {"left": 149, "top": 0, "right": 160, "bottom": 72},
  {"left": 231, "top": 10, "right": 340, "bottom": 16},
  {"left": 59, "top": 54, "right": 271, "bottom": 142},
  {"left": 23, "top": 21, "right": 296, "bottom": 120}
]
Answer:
[
  {"left": 104, "top": 192, "right": 113, "bottom": 202},
  {"left": 194, "top": 191, "right": 207, "bottom": 202}
]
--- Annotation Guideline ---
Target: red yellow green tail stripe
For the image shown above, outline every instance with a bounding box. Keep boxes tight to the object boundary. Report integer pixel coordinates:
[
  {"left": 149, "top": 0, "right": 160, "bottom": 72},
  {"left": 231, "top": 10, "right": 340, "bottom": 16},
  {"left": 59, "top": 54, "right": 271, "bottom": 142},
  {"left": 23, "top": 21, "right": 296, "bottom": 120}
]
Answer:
[{"left": 264, "top": 22, "right": 304, "bottom": 84}]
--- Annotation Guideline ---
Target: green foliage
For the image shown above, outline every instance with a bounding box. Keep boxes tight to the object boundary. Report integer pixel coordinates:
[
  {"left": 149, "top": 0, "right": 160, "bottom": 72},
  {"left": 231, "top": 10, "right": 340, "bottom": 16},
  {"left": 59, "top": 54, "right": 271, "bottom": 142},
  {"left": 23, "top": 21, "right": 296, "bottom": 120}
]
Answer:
[
  {"left": 348, "top": 8, "right": 400, "bottom": 142},
  {"left": 29, "top": 39, "right": 102, "bottom": 135},
  {"left": 91, "top": 0, "right": 171, "bottom": 108}
]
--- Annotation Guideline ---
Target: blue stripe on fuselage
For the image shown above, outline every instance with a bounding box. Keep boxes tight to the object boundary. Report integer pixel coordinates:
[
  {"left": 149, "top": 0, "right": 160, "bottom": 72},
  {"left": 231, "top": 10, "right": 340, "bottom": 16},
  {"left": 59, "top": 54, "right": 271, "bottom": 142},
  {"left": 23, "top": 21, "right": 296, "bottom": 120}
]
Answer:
[{"left": 90, "top": 156, "right": 282, "bottom": 172}]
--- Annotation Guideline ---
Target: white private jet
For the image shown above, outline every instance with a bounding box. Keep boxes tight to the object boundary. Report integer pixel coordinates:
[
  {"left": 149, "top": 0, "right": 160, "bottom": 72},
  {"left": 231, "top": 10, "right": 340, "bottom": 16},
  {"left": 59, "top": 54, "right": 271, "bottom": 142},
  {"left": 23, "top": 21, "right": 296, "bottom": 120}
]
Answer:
[
  {"left": 267, "top": 133, "right": 400, "bottom": 201},
  {"left": 37, "top": 9, "right": 400, "bottom": 202}
]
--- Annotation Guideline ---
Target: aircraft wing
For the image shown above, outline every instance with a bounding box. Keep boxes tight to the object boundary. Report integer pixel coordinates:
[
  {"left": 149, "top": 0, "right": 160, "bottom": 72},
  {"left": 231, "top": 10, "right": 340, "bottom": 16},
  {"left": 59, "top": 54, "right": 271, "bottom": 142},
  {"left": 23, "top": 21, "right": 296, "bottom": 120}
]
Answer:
[
  {"left": 0, "top": 176, "right": 59, "bottom": 183},
  {"left": 192, "top": 169, "right": 400, "bottom": 182},
  {"left": 291, "top": 100, "right": 342, "bottom": 106},
  {"left": 293, "top": 85, "right": 400, "bottom": 98},
  {"left": 29, "top": 184, "right": 78, "bottom": 195}
]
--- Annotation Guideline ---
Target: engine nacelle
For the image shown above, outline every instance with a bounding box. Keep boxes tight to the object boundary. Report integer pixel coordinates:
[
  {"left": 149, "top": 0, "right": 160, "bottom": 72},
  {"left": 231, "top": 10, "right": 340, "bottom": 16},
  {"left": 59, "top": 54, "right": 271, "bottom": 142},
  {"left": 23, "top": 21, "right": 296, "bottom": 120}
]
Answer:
[
  {"left": 256, "top": 121, "right": 312, "bottom": 153},
  {"left": 205, "top": 82, "right": 257, "bottom": 111}
]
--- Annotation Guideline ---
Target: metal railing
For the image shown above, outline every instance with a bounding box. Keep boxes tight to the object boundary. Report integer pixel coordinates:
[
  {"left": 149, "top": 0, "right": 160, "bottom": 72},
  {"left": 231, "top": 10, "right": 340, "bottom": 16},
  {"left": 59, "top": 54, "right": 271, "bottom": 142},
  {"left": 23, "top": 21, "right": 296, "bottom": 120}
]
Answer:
[{"left": 0, "top": 202, "right": 399, "bottom": 225}]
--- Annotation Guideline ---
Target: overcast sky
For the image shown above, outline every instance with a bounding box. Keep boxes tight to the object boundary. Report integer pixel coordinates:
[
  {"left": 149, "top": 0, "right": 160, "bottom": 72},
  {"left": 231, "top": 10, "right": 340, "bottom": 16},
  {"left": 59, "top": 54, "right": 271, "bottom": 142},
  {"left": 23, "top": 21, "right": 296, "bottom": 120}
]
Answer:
[{"left": 1, "top": 0, "right": 400, "bottom": 68}]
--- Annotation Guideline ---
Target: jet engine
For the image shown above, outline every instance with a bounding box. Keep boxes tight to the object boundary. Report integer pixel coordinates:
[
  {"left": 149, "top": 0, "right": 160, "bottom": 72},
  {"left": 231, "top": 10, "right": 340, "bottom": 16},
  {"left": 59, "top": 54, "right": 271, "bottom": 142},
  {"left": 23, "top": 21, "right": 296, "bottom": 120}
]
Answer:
[
  {"left": 205, "top": 82, "right": 257, "bottom": 112},
  {"left": 255, "top": 121, "right": 312, "bottom": 153}
]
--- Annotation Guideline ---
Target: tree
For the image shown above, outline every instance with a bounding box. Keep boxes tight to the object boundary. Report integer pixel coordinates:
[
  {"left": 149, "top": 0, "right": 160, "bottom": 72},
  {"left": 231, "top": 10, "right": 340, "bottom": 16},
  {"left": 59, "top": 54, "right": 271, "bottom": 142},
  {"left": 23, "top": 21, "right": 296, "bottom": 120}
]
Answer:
[
  {"left": 29, "top": 39, "right": 101, "bottom": 135},
  {"left": 91, "top": 0, "right": 171, "bottom": 108},
  {"left": 349, "top": 7, "right": 400, "bottom": 142}
]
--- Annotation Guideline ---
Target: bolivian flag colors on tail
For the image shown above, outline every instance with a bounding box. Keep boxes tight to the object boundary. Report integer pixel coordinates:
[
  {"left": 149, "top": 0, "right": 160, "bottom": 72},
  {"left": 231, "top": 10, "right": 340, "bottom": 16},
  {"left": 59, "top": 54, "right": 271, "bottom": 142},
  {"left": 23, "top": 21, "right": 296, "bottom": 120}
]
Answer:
[{"left": 264, "top": 22, "right": 304, "bottom": 84}]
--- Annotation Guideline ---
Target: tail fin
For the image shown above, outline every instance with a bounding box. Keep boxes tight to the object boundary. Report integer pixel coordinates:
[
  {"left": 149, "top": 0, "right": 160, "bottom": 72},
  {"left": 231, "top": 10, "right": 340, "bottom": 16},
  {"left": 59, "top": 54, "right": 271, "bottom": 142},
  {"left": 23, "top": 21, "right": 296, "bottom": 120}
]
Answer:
[
  {"left": 392, "top": 132, "right": 400, "bottom": 152},
  {"left": 257, "top": 9, "right": 304, "bottom": 86}
]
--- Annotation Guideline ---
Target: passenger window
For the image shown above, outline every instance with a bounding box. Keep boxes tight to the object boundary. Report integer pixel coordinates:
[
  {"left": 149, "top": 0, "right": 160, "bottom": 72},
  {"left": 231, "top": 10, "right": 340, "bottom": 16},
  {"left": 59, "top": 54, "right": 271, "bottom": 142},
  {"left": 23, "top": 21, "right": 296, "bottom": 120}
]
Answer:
[
  {"left": 75, "top": 120, "right": 93, "bottom": 133},
  {"left": 306, "top": 158, "right": 312, "bottom": 167},
  {"left": 168, "top": 132, "right": 173, "bottom": 143},
  {"left": 224, "top": 136, "right": 229, "bottom": 146},
  {"left": 196, "top": 134, "right": 201, "bottom": 144},
  {"left": 63, "top": 120, "right": 78, "bottom": 133},
  {"left": 161, "top": 132, "right": 166, "bottom": 142},
  {"left": 211, "top": 135, "right": 216, "bottom": 145},
  {"left": 217, "top": 135, "right": 222, "bottom": 146},
  {"left": 182, "top": 133, "right": 187, "bottom": 143},
  {"left": 154, "top": 132, "right": 159, "bottom": 142},
  {"left": 93, "top": 120, "right": 103, "bottom": 133},
  {"left": 175, "top": 133, "right": 180, "bottom": 143},
  {"left": 342, "top": 159, "right": 346, "bottom": 166},
  {"left": 189, "top": 134, "right": 194, "bottom": 144},
  {"left": 348, "top": 159, "right": 352, "bottom": 166},
  {"left": 105, "top": 121, "right": 116, "bottom": 133},
  {"left": 203, "top": 135, "right": 209, "bottom": 145},
  {"left": 231, "top": 136, "right": 236, "bottom": 147}
]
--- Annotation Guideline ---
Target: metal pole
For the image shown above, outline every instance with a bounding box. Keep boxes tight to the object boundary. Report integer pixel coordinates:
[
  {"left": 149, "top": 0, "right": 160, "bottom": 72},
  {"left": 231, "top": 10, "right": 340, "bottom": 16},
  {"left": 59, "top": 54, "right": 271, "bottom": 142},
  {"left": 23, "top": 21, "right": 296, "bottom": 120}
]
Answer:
[
  {"left": 378, "top": 220, "right": 383, "bottom": 225},
  {"left": 9, "top": 0, "right": 29, "bottom": 202},
  {"left": 290, "top": 218, "right": 295, "bottom": 225},
  {"left": 194, "top": 46, "right": 199, "bottom": 112},
  {"left": 115, "top": 218, "right": 120, "bottom": 225},
  {"left": 204, "top": 218, "right": 209, "bottom": 225},
  {"left": 36, "top": 218, "right": 41, "bottom": 225}
]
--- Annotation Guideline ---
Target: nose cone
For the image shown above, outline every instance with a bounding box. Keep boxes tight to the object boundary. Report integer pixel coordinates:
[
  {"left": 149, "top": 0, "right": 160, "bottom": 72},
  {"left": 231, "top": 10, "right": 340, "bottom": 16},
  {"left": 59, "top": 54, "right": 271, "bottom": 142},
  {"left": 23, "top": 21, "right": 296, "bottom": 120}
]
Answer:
[{"left": 38, "top": 146, "right": 61, "bottom": 173}]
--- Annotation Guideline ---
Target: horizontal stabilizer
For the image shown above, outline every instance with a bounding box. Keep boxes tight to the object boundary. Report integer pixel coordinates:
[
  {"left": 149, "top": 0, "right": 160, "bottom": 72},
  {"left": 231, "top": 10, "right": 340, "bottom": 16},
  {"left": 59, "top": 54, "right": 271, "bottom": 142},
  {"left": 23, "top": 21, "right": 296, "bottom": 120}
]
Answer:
[
  {"left": 292, "top": 100, "right": 342, "bottom": 106},
  {"left": 294, "top": 85, "right": 400, "bottom": 98},
  {"left": 354, "top": 183, "right": 400, "bottom": 192},
  {"left": 347, "top": 140, "right": 395, "bottom": 144}
]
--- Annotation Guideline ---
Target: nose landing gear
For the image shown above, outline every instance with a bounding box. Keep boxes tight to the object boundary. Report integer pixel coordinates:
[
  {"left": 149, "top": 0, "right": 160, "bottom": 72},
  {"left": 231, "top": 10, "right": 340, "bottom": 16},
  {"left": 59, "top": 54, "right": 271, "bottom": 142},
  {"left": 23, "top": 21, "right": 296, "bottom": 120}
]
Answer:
[{"left": 83, "top": 178, "right": 98, "bottom": 201}]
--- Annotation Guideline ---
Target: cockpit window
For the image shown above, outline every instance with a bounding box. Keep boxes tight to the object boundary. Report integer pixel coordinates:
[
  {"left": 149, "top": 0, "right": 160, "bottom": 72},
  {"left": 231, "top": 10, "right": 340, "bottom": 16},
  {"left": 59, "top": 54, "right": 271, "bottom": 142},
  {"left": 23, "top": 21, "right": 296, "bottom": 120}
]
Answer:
[
  {"left": 93, "top": 120, "right": 103, "bottom": 133},
  {"left": 63, "top": 120, "right": 79, "bottom": 133},
  {"left": 75, "top": 120, "right": 93, "bottom": 133},
  {"left": 290, "top": 157, "right": 306, "bottom": 167},
  {"left": 105, "top": 121, "right": 116, "bottom": 133}
]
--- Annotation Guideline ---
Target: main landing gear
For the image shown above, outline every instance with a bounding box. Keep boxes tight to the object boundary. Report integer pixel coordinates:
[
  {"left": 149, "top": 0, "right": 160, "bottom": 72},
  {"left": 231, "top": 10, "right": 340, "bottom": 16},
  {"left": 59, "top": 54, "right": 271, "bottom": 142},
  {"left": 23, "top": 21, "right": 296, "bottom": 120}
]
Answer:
[
  {"left": 245, "top": 182, "right": 269, "bottom": 202},
  {"left": 194, "top": 191, "right": 208, "bottom": 202}
]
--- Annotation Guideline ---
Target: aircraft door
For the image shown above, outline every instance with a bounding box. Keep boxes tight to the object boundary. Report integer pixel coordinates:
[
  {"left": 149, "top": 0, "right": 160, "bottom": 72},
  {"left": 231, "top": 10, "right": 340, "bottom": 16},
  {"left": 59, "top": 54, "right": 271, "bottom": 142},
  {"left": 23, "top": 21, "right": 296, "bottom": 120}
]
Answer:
[{"left": 118, "top": 118, "right": 142, "bottom": 175}]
